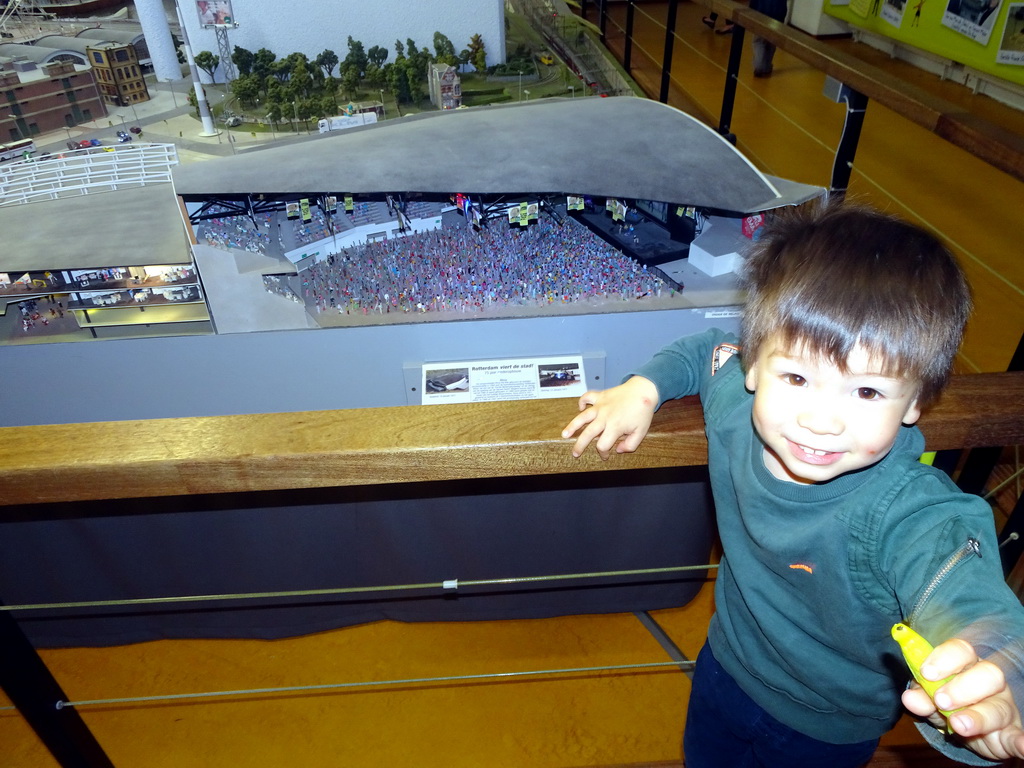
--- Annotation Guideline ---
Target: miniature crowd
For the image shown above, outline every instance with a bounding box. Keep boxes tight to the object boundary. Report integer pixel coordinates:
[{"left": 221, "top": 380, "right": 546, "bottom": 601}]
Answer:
[
  {"left": 300, "top": 215, "right": 675, "bottom": 316},
  {"left": 15, "top": 296, "right": 66, "bottom": 333},
  {"left": 199, "top": 213, "right": 274, "bottom": 254}
]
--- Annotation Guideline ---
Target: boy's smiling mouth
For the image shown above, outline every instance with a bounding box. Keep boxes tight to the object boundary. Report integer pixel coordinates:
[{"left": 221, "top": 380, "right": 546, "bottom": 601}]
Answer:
[{"left": 787, "top": 440, "right": 844, "bottom": 465}]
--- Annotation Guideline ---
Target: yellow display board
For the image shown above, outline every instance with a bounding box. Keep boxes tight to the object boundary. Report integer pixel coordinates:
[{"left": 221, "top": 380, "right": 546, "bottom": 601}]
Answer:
[{"left": 825, "top": 0, "right": 1024, "bottom": 86}]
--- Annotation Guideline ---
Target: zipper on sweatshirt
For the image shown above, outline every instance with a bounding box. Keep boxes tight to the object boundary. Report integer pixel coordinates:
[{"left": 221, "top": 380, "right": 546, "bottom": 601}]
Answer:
[{"left": 907, "top": 537, "right": 981, "bottom": 627}]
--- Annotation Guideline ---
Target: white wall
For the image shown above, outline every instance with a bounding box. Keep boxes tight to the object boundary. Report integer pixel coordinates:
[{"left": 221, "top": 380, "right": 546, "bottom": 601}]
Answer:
[
  {"left": 179, "top": 0, "right": 506, "bottom": 83},
  {"left": 1, "top": 307, "right": 737, "bottom": 426}
]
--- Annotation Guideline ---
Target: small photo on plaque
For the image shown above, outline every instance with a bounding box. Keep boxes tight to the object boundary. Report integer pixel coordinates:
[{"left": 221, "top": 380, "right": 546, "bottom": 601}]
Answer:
[
  {"left": 425, "top": 367, "right": 470, "bottom": 394},
  {"left": 538, "top": 364, "right": 582, "bottom": 388}
]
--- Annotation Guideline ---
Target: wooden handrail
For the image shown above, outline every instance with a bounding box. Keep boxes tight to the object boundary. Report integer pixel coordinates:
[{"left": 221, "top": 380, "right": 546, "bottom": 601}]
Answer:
[
  {"left": 0, "top": 371, "right": 1021, "bottom": 507},
  {"left": 698, "top": 0, "right": 1024, "bottom": 182}
]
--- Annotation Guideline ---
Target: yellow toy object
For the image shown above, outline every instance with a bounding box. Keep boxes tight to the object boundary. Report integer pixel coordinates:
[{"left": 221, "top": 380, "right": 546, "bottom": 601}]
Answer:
[{"left": 891, "top": 623, "right": 956, "bottom": 727}]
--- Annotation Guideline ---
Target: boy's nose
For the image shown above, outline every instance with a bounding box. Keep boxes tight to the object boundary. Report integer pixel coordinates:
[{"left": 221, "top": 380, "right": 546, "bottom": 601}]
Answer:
[{"left": 796, "top": 407, "right": 844, "bottom": 436}]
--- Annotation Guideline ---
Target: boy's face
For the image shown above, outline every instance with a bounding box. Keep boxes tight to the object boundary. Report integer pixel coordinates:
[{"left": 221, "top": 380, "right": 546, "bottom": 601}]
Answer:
[{"left": 744, "top": 337, "right": 922, "bottom": 484}]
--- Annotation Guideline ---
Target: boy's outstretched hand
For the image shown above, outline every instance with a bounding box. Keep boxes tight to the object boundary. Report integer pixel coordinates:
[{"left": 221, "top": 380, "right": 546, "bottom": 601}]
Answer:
[
  {"left": 901, "top": 637, "right": 1024, "bottom": 761},
  {"left": 561, "top": 376, "right": 660, "bottom": 460}
]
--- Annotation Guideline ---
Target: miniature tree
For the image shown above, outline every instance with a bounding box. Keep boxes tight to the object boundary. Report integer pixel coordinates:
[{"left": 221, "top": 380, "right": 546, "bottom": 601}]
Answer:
[
  {"left": 364, "top": 63, "right": 385, "bottom": 89},
  {"left": 340, "top": 65, "right": 360, "bottom": 100},
  {"left": 315, "top": 49, "right": 339, "bottom": 79},
  {"left": 405, "top": 65, "right": 422, "bottom": 105},
  {"left": 295, "top": 99, "right": 316, "bottom": 130},
  {"left": 344, "top": 37, "right": 368, "bottom": 79},
  {"left": 405, "top": 39, "right": 430, "bottom": 80},
  {"left": 386, "top": 58, "right": 412, "bottom": 103},
  {"left": 194, "top": 50, "right": 220, "bottom": 82},
  {"left": 290, "top": 58, "right": 314, "bottom": 98},
  {"left": 173, "top": 35, "right": 186, "bottom": 64},
  {"left": 319, "top": 94, "right": 338, "bottom": 117},
  {"left": 467, "top": 34, "right": 487, "bottom": 73},
  {"left": 433, "top": 32, "right": 458, "bottom": 66},
  {"left": 271, "top": 59, "right": 292, "bottom": 84},
  {"left": 230, "top": 72, "right": 260, "bottom": 106},
  {"left": 367, "top": 45, "right": 389, "bottom": 69},
  {"left": 252, "top": 48, "right": 277, "bottom": 81},
  {"left": 265, "top": 100, "right": 282, "bottom": 128},
  {"left": 232, "top": 45, "right": 255, "bottom": 76}
]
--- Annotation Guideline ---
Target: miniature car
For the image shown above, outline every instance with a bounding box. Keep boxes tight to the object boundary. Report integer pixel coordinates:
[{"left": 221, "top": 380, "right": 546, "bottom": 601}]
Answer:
[
  {"left": 129, "top": 125, "right": 142, "bottom": 134},
  {"left": 116, "top": 131, "right": 132, "bottom": 143},
  {"left": 224, "top": 116, "right": 242, "bottom": 127},
  {"left": 89, "top": 138, "right": 101, "bottom": 146}
]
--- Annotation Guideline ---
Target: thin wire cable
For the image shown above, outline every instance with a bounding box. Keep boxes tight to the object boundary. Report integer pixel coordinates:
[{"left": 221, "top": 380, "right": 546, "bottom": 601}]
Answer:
[
  {"left": 0, "top": 563, "right": 718, "bottom": 612},
  {"left": 56, "top": 660, "right": 694, "bottom": 710},
  {"left": 983, "top": 463, "right": 1024, "bottom": 503}
]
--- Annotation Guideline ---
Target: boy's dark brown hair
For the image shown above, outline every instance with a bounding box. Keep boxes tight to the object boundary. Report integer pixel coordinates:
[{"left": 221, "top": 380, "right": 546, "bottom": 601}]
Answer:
[{"left": 740, "top": 201, "right": 971, "bottom": 408}]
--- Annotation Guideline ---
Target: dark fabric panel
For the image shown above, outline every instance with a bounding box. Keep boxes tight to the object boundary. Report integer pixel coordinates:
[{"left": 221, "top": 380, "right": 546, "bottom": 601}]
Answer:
[{"left": 0, "top": 468, "right": 715, "bottom": 648}]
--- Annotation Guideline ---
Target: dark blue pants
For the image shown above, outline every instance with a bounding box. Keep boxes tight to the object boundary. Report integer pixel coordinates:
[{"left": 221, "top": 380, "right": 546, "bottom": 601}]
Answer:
[{"left": 683, "top": 642, "right": 879, "bottom": 768}]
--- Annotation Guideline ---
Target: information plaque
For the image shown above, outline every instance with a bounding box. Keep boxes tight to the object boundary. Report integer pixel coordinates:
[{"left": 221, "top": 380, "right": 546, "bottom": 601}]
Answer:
[{"left": 404, "top": 354, "right": 606, "bottom": 406}]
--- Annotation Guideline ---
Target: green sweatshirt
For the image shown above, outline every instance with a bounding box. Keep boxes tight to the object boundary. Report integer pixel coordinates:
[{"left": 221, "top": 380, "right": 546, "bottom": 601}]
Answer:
[{"left": 634, "top": 328, "right": 1024, "bottom": 761}]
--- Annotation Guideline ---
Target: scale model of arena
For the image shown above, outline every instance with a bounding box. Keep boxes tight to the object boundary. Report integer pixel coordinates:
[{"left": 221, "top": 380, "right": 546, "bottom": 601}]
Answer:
[{"left": 1, "top": 98, "right": 823, "bottom": 426}]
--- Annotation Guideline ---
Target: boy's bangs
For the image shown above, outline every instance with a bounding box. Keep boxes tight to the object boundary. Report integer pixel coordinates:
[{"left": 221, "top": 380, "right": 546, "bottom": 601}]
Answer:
[{"left": 772, "top": 300, "right": 923, "bottom": 383}]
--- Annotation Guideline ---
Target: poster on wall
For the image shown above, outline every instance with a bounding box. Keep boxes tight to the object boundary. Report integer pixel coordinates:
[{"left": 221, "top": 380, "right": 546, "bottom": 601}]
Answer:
[
  {"left": 196, "top": 0, "right": 234, "bottom": 27},
  {"left": 880, "top": 0, "right": 909, "bottom": 28},
  {"left": 825, "top": 0, "right": 1023, "bottom": 84},
  {"left": 942, "top": 0, "right": 1002, "bottom": 43},
  {"left": 997, "top": 2, "right": 1024, "bottom": 62}
]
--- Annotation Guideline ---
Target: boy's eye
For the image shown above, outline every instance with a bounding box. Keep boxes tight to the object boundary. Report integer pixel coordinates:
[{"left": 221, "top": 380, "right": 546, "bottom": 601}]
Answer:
[
  {"left": 782, "top": 374, "right": 806, "bottom": 386},
  {"left": 857, "top": 387, "right": 881, "bottom": 400}
]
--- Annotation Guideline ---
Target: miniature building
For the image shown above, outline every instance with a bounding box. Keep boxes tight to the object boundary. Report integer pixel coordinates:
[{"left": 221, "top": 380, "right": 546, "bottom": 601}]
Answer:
[
  {"left": 0, "top": 56, "right": 107, "bottom": 140},
  {"left": 86, "top": 42, "right": 150, "bottom": 108},
  {"left": 0, "top": 143, "right": 211, "bottom": 339},
  {"left": 429, "top": 64, "right": 462, "bottom": 110}
]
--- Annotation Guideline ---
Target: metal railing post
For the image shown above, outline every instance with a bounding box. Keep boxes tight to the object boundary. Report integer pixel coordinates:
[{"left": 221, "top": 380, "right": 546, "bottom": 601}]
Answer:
[{"left": 659, "top": 0, "right": 680, "bottom": 104}]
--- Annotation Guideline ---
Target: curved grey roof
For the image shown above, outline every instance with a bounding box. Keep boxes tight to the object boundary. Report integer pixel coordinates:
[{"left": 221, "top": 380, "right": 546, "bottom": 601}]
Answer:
[
  {"left": 34, "top": 35, "right": 99, "bottom": 55},
  {"left": 0, "top": 43, "right": 59, "bottom": 64},
  {"left": 173, "top": 97, "right": 821, "bottom": 213},
  {"left": 77, "top": 28, "right": 145, "bottom": 46}
]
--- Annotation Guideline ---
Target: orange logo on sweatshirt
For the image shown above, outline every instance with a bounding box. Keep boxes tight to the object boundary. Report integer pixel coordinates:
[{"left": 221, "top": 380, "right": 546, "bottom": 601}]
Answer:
[{"left": 788, "top": 563, "right": 814, "bottom": 574}]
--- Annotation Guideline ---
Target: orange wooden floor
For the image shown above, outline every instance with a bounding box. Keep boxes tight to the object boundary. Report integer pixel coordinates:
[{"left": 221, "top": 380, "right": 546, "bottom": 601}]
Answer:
[{"left": 2, "top": 3, "right": 1022, "bottom": 765}]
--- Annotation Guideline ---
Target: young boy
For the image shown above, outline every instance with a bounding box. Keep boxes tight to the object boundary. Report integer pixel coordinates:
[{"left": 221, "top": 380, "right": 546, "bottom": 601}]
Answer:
[{"left": 562, "top": 204, "right": 1024, "bottom": 766}]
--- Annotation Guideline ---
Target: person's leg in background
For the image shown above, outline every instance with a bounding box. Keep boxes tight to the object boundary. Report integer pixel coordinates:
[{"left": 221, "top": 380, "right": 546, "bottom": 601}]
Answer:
[
  {"left": 701, "top": 12, "right": 735, "bottom": 32},
  {"left": 752, "top": 37, "right": 776, "bottom": 77}
]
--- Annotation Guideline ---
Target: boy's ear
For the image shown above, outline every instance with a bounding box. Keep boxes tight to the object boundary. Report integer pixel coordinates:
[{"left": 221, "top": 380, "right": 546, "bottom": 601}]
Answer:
[
  {"left": 744, "top": 362, "right": 758, "bottom": 392},
  {"left": 902, "top": 399, "right": 922, "bottom": 426}
]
